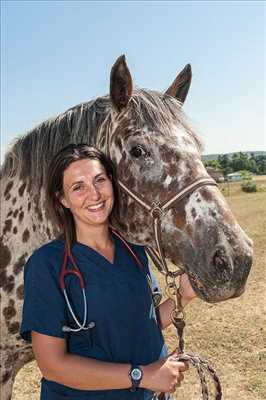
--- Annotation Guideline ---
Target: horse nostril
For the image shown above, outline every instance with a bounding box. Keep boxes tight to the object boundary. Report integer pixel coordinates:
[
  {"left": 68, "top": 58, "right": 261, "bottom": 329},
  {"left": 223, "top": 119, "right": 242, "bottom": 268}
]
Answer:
[{"left": 212, "top": 248, "right": 229, "bottom": 271}]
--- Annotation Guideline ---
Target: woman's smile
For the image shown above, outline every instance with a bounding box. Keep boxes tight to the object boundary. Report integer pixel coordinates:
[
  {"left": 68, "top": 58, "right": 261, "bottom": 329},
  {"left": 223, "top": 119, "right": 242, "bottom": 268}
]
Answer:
[{"left": 86, "top": 201, "right": 106, "bottom": 212}]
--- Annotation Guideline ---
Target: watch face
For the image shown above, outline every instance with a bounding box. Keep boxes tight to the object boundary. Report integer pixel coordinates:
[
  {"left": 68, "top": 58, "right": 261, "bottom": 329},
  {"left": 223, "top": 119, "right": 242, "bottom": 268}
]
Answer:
[{"left": 131, "top": 368, "right": 142, "bottom": 381}]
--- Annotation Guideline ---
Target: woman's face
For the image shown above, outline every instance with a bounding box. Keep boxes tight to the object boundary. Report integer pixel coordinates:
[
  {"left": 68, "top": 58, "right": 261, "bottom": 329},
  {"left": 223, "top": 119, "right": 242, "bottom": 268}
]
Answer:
[{"left": 60, "top": 158, "right": 114, "bottom": 230}]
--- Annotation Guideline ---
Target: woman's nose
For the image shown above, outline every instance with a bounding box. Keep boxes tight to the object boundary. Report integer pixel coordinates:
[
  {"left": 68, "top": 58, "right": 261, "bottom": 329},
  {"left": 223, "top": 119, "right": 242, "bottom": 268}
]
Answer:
[{"left": 87, "top": 184, "right": 101, "bottom": 200}]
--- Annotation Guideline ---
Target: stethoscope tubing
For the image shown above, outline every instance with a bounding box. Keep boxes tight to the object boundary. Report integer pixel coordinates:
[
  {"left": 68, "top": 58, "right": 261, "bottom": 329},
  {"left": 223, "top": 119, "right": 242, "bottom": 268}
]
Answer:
[{"left": 60, "top": 228, "right": 158, "bottom": 333}]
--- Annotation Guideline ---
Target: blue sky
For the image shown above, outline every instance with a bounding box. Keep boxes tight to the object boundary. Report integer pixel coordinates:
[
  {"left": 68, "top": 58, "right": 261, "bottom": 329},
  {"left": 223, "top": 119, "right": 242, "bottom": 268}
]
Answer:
[{"left": 1, "top": 1, "right": 265, "bottom": 160}]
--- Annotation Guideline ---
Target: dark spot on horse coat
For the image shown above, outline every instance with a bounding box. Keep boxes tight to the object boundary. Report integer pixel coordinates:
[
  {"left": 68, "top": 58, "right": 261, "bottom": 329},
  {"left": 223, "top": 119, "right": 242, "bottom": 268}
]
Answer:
[
  {"left": 0, "top": 242, "right": 12, "bottom": 270},
  {"left": 3, "top": 305, "right": 16, "bottom": 320},
  {"left": 13, "top": 253, "right": 27, "bottom": 275},
  {"left": 33, "top": 224, "right": 36, "bottom": 232},
  {"left": 18, "top": 211, "right": 24, "bottom": 223},
  {"left": 7, "top": 210, "right": 12, "bottom": 218},
  {"left": 5, "top": 194, "right": 11, "bottom": 201},
  {"left": 209, "top": 209, "right": 217, "bottom": 218},
  {"left": 3, "top": 275, "right": 15, "bottom": 293},
  {"left": 37, "top": 209, "right": 43, "bottom": 222},
  {"left": 16, "top": 284, "right": 24, "bottom": 300},
  {"left": 4, "top": 181, "right": 13, "bottom": 197},
  {"left": 33, "top": 193, "right": 43, "bottom": 222},
  {"left": 13, "top": 227, "right": 18, "bottom": 234},
  {"left": 13, "top": 209, "right": 19, "bottom": 218},
  {"left": 2, "top": 370, "right": 12, "bottom": 384},
  {"left": 28, "top": 202, "right": 31, "bottom": 211},
  {"left": 172, "top": 207, "right": 186, "bottom": 230},
  {"left": 0, "top": 270, "right": 7, "bottom": 288},
  {"left": 191, "top": 208, "right": 197, "bottom": 219},
  {"left": 12, "top": 197, "right": 17, "bottom": 205},
  {"left": 200, "top": 187, "right": 213, "bottom": 202},
  {"left": 46, "top": 227, "right": 51, "bottom": 238},
  {"left": 18, "top": 182, "right": 27, "bottom": 197},
  {"left": 3, "top": 219, "right": 12, "bottom": 236},
  {"left": 129, "top": 222, "right": 137, "bottom": 233},
  {"left": 8, "top": 321, "right": 20, "bottom": 334},
  {"left": 22, "top": 229, "right": 30, "bottom": 243}
]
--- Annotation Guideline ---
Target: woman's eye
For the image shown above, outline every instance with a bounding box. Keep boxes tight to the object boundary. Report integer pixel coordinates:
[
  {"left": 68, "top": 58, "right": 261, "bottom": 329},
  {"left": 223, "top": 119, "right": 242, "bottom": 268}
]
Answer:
[
  {"left": 73, "top": 185, "right": 83, "bottom": 192},
  {"left": 95, "top": 177, "right": 106, "bottom": 184},
  {"left": 130, "top": 145, "right": 147, "bottom": 158}
]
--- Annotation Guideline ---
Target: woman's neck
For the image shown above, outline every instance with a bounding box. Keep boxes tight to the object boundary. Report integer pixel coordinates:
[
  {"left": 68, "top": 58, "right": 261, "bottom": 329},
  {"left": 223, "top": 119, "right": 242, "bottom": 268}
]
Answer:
[{"left": 76, "top": 223, "right": 113, "bottom": 252}]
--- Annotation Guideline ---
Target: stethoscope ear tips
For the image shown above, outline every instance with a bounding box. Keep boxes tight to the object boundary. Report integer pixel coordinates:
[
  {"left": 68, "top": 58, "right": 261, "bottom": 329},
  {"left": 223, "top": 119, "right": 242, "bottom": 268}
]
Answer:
[
  {"left": 62, "top": 321, "right": 96, "bottom": 332},
  {"left": 62, "top": 325, "right": 71, "bottom": 332}
]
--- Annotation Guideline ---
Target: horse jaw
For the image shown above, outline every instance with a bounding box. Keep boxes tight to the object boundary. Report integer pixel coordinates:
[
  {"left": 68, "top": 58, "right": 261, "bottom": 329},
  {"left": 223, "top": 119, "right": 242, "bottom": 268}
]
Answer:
[{"left": 162, "top": 186, "right": 253, "bottom": 303}]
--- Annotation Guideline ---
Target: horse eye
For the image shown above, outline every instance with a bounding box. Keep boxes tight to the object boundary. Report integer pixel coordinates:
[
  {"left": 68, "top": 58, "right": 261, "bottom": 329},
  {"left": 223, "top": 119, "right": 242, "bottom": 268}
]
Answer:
[{"left": 130, "top": 145, "right": 146, "bottom": 158}]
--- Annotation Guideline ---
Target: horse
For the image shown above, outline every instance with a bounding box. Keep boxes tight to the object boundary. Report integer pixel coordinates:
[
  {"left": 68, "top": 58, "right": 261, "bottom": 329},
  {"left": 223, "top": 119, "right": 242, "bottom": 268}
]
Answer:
[{"left": 0, "top": 55, "right": 253, "bottom": 400}]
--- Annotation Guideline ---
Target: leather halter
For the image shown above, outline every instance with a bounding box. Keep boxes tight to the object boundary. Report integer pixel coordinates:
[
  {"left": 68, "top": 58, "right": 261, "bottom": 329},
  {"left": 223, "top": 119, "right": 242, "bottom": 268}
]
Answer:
[
  {"left": 117, "top": 177, "right": 218, "bottom": 276},
  {"left": 103, "top": 118, "right": 218, "bottom": 277}
]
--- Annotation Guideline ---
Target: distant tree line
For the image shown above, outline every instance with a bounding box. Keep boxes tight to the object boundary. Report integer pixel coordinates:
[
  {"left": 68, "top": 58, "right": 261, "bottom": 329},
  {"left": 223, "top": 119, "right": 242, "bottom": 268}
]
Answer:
[{"left": 204, "top": 152, "right": 266, "bottom": 176}]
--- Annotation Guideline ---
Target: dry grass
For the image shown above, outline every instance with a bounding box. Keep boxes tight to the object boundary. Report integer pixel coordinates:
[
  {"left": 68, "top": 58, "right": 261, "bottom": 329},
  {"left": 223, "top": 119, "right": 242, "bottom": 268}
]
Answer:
[{"left": 13, "top": 177, "right": 266, "bottom": 399}]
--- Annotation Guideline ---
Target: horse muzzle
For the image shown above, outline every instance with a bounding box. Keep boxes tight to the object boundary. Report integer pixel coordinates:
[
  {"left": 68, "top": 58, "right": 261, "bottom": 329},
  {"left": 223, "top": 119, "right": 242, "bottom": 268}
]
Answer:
[{"left": 187, "top": 245, "right": 253, "bottom": 303}]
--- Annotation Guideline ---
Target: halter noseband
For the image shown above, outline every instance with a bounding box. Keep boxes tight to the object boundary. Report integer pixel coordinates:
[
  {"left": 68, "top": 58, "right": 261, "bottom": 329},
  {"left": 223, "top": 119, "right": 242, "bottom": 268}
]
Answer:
[{"left": 117, "top": 177, "right": 217, "bottom": 276}]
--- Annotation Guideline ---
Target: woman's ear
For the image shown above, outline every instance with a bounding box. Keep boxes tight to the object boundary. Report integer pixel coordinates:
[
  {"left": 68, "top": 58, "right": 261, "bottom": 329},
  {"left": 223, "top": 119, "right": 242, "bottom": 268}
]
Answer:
[{"left": 57, "top": 192, "right": 69, "bottom": 209}]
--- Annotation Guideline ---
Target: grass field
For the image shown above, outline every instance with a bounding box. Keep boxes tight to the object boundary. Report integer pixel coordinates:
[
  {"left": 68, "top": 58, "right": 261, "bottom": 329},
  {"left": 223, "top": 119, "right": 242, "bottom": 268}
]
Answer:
[{"left": 13, "top": 177, "right": 266, "bottom": 400}]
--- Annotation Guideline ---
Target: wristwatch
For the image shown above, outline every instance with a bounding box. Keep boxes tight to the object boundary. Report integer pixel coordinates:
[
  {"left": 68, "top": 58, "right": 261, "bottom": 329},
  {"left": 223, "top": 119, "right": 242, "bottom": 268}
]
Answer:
[{"left": 129, "top": 365, "right": 143, "bottom": 391}]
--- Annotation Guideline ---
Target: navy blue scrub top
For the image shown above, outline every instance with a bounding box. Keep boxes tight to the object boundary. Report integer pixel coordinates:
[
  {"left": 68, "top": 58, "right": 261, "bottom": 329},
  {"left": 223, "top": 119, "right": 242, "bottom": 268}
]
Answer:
[{"left": 20, "top": 233, "right": 167, "bottom": 400}]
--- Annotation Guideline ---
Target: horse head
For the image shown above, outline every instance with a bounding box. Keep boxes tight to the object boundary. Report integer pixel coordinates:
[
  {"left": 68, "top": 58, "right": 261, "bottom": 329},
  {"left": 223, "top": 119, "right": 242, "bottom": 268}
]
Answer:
[{"left": 102, "top": 55, "right": 253, "bottom": 303}]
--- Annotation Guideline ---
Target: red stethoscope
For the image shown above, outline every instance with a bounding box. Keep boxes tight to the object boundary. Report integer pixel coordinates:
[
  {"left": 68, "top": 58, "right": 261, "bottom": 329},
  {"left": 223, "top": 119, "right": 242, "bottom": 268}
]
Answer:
[{"left": 60, "top": 229, "right": 161, "bottom": 333}]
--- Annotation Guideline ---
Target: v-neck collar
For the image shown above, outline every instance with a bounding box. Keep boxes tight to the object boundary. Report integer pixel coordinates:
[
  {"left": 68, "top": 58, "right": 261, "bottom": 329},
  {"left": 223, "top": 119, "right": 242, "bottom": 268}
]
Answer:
[{"left": 73, "top": 231, "right": 118, "bottom": 267}]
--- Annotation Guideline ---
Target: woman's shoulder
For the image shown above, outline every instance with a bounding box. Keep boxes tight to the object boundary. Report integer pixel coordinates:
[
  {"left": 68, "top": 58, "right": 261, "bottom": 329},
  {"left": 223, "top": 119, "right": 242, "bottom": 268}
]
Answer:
[
  {"left": 27, "top": 238, "right": 64, "bottom": 270},
  {"left": 32, "top": 238, "right": 64, "bottom": 257}
]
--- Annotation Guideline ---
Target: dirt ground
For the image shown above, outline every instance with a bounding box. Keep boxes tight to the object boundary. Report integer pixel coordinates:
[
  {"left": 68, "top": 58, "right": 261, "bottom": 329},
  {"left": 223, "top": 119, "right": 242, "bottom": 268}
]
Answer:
[{"left": 12, "top": 177, "right": 266, "bottom": 399}]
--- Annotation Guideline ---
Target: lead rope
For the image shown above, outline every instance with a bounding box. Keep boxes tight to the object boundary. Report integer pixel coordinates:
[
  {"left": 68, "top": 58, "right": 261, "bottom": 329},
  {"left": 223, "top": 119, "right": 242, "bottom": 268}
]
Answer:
[
  {"left": 154, "top": 276, "right": 222, "bottom": 400},
  {"left": 103, "top": 125, "right": 222, "bottom": 399}
]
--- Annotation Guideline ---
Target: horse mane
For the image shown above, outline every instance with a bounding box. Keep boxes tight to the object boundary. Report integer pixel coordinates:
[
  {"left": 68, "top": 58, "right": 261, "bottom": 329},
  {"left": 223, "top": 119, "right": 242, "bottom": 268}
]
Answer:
[
  {"left": 1, "top": 89, "right": 203, "bottom": 189},
  {"left": 1, "top": 96, "right": 111, "bottom": 186}
]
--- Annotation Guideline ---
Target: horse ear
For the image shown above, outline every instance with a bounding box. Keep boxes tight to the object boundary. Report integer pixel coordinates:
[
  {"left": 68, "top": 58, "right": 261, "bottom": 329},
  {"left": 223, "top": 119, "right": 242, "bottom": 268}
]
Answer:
[
  {"left": 110, "top": 55, "right": 133, "bottom": 112},
  {"left": 165, "top": 64, "right": 192, "bottom": 104}
]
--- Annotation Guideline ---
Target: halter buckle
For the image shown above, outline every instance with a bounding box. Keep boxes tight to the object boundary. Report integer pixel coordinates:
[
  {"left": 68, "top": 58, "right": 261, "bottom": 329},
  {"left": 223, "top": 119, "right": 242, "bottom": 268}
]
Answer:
[{"left": 150, "top": 202, "right": 163, "bottom": 219}]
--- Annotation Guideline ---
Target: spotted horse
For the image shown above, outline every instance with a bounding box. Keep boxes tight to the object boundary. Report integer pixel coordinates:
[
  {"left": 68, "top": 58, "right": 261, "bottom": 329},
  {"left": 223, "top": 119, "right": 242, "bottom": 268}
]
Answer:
[{"left": 0, "top": 55, "right": 253, "bottom": 399}]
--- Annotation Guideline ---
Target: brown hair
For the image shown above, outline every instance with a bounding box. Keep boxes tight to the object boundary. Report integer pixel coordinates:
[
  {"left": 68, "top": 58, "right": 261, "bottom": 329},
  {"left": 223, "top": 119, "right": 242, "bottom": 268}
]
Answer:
[{"left": 46, "top": 143, "right": 121, "bottom": 249}]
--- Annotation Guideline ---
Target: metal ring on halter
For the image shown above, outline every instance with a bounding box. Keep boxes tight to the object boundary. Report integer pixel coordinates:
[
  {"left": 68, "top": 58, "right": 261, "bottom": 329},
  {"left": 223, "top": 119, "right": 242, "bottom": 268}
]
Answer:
[
  {"left": 150, "top": 202, "right": 164, "bottom": 219},
  {"left": 165, "top": 282, "right": 178, "bottom": 298},
  {"left": 170, "top": 308, "right": 185, "bottom": 323},
  {"left": 165, "top": 269, "right": 184, "bottom": 283}
]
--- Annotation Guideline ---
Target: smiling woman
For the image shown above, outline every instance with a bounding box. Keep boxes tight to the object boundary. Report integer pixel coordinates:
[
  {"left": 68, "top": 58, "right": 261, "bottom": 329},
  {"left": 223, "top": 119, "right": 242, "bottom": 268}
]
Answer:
[{"left": 19, "top": 143, "right": 195, "bottom": 400}]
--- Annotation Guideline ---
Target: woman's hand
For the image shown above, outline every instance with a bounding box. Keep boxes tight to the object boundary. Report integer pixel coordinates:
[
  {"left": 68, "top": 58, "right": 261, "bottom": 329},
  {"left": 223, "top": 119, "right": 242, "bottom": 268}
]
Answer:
[
  {"left": 140, "top": 351, "right": 188, "bottom": 393},
  {"left": 179, "top": 273, "right": 197, "bottom": 307}
]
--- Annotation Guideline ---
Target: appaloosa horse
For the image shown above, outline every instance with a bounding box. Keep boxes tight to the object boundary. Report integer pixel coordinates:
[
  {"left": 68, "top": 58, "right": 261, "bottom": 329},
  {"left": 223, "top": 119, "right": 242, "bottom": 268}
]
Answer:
[{"left": 0, "top": 55, "right": 253, "bottom": 399}]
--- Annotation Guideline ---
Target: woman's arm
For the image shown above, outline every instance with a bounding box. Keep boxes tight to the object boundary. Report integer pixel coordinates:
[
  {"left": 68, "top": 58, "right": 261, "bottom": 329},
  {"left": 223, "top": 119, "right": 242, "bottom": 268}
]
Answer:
[
  {"left": 32, "top": 331, "right": 187, "bottom": 393},
  {"left": 32, "top": 331, "right": 131, "bottom": 390},
  {"left": 156, "top": 273, "right": 197, "bottom": 330}
]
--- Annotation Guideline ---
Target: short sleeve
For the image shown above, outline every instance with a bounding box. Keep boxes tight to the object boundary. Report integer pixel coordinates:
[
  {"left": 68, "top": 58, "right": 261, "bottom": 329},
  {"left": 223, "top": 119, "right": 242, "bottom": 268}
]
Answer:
[
  {"left": 132, "top": 244, "right": 162, "bottom": 304},
  {"left": 20, "top": 249, "right": 68, "bottom": 342}
]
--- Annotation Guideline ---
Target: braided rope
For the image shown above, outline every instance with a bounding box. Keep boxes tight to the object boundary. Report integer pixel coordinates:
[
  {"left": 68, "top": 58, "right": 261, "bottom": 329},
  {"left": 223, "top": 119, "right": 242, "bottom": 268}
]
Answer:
[
  {"left": 154, "top": 353, "right": 222, "bottom": 400},
  {"left": 175, "top": 353, "right": 222, "bottom": 400}
]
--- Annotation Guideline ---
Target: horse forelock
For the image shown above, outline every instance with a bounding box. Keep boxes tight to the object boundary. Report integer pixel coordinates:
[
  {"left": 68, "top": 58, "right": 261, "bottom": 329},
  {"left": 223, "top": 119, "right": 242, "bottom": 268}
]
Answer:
[{"left": 119, "top": 88, "right": 203, "bottom": 153}]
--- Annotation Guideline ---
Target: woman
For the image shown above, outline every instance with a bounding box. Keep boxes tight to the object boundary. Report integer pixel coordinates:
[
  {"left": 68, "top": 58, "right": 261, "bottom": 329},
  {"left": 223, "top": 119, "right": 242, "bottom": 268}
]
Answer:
[{"left": 20, "top": 143, "right": 196, "bottom": 399}]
